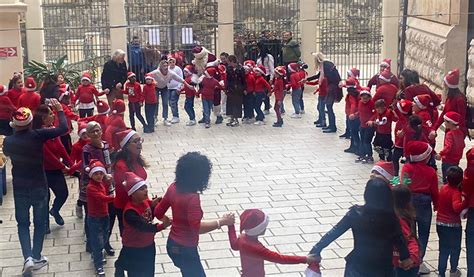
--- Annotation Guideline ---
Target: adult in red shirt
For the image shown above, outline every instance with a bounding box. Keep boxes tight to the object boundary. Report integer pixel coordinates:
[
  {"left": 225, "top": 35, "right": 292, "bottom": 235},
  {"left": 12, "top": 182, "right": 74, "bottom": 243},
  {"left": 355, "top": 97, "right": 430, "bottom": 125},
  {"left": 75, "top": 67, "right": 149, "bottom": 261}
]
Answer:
[
  {"left": 0, "top": 84, "right": 17, "bottom": 136},
  {"left": 400, "top": 69, "right": 441, "bottom": 116},
  {"left": 373, "top": 69, "right": 398, "bottom": 108},
  {"left": 112, "top": 129, "right": 147, "bottom": 235},
  {"left": 463, "top": 149, "right": 474, "bottom": 276},
  {"left": 8, "top": 74, "right": 26, "bottom": 107},
  {"left": 154, "top": 152, "right": 235, "bottom": 277},
  {"left": 32, "top": 105, "right": 72, "bottom": 230}
]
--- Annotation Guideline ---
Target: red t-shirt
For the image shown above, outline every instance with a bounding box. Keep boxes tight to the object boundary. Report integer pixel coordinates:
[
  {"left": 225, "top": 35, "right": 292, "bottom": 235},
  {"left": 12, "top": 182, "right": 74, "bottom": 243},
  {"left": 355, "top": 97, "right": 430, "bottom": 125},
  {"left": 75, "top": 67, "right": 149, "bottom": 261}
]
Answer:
[
  {"left": 86, "top": 180, "right": 114, "bottom": 217},
  {"left": 288, "top": 72, "right": 302, "bottom": 90},
  {"left": 122, "top": 200, "right": 164, "bottom": 247},
  {"left": 199, "top": 77, "right": 222, "bottom": 100},
  {"left": 439, "top": 128, "right": 465, "bottom": 164},
  {"left": 245, "top": 73, "right": 256, "bottom": 93},
  {"left": 7, "top": 88, "right": 25, "bottom": 107},
  {"left": 272, "top": 78, "right": 284, "bottom": 101},
  {"left": 436, "top": 184, "right": 467, "bottom": 224},
  {"left": 154, "top": 183, "right": 203, "bottom": 247},
  {"left": 143, "top": 83, "right": 158, "bottom": 104},
  {"left": 18, "top": 92, "right": 41, "bottom": 112},
  {"left": 182, "top": 76, "right": 197, "bottom": 98},
  {"left": 401, "top": 162, "right": 439, "bottom": 210},
  {"left": 371, "top": 109, "right": 398, "bottom": 134},
  {"left": 43, "top": 136, "right": 72, "bottom": 171},
  {"left": 0, "top": 95, "right": 17, "bottom": 120},
  {"left": 254, "top": 75, "right": 271, "bottom": 93},
  {"left": 345, "top": 94, "right": 358, "bottom": 116},
  {"left": 76, "top": 84, "right": 101, "bottom": 104},
  {"left": 113, "top": 159, "right": 148, "bottom": 209},
  {"left": 123, "top": 82, "right": 144, "bottom": 103},
  {"left": 358, "top": 100, "right": 374, "bottom": 127},
  {"left": 373, "top": 83, "right": 398, "bottom": 107}
]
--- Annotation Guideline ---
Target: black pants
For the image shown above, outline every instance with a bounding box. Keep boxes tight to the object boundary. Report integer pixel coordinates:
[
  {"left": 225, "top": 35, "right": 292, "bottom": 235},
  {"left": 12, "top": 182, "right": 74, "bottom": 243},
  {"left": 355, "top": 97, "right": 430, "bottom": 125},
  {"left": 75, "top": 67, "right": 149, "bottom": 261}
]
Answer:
[
  {"left": 243, "top": 93, "right": 255, "bottom": 119},
  {"left": 77, "top": 199, "right": 91, "bottom": 250},
  {"left": 128, "top": 102, "right": 147, "bottom": 130},
  {"left": 144, "top": 103, "right": 156, "bottom": 131},
  {"left": 115, "top": 243, "right": 156, "bottom": 277},
  {"left": 373, "top": 133, "right": 393, "bottom": 161},
  {"left": 116, "top": 208, "right": 124, "bottom": 236},
  {"left": 45, "top": 170, "right": 69, "bottom": 214},
  {"left": 107, "top": 202, "right": 116, "bottom": 249},
  {"left": 348, "top": 118, "right": 360, "bottom": 152},
  {"left": 392, "top": 147, "right": 404, "bottom": 177},
  {"left": 60, "top": 134, "right": 72, "bottom": 154},
  {"left": 79, "top": 108, "right": 94, "bottom": 118},
  {"left": 437, "top": 225, "right": 462, "bottom": 276}
]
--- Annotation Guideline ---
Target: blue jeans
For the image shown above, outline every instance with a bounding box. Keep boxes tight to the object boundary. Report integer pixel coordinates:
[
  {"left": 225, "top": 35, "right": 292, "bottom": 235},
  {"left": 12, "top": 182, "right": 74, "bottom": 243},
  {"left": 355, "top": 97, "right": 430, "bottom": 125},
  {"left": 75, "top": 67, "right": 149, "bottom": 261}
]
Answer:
[
  {"left": 437, "top": 225, "right": 462, "bottom": 276},
  {"left": 202, "top": 99, "right": 213, "bottom": 124},
  {"left": 169, "top": 89, "right": 180, "bottom": 118},
  {"left": 348, "top": 118, "right": 360, "bottom": 151},
  {"left": 243, "top": 93, "right": 255, "bottom": 119},
  {"left": 300, "top": 87, "right": 305, "bottom": 111},
  {"left": 467, "top": 209, "right": 474, "bottom": 277},
  {"left": 317, "top": 95, "right": 326, "bottom": 125},
  {"left": 326, "top": 95, "right": 336, "bottom": 129},
  {"left": 291, "top": 88, "right": 302, "bottom": 114},
  {"left": 254, "top": 92, "right": 266, "bottom": 121},
  {"left": 359, "top": 127, "right": 374, "bottom": 157},
  {"left": 412, "top": 193, "right": 432, "bottom": 260},
  {"left": 394, "top": 267, "right": 419, "bottom": 277},
  {"left": 88, "top": 216, "right": 109, "bottom": 269},
  {"left": 185, "top": 96, "right": 195, "bottom": 121},
  {"left": 13, "top": 186, "right": 48, "bottom": 260},
  {"left": 155, "top": 87, "right": 169, "bottom": 119},
  {"left": 167, "top": 239, "right": 206, "bottom": 277}
]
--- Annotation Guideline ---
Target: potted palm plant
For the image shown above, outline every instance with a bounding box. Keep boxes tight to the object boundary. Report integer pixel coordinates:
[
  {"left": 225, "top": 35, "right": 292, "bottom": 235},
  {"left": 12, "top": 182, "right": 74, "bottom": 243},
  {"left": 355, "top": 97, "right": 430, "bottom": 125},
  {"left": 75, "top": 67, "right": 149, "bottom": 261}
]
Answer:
[{"left": 24, "top": 55, "right": 81, "bottom": 89}]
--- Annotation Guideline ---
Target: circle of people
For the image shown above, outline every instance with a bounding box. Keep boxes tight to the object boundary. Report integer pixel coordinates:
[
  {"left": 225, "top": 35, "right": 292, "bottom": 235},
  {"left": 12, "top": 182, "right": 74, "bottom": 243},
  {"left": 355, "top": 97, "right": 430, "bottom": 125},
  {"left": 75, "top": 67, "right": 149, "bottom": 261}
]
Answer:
[{"left": 0, "top": 44, "right": 473, "bottom": 277}]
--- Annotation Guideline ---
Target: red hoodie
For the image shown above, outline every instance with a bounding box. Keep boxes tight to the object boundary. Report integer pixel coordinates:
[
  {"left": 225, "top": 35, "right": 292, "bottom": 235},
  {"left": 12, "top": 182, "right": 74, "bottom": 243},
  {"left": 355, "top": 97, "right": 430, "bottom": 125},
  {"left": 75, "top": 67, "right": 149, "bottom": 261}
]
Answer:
[
  {"left": 287, "top": 71, "right": 302, "bottom": 91},
  {"left": 436, "top": 184, "right": 467, "bottom": 224},
  {"left": 198, "top": 77, "right": 223, "bottom": 100},
  {"left": 87, "top": 180, "right": 114, "bottom": 217},
  {"left": 358, "top": 99, "right": 375, "bottom": 127},
  {"left": 345, "top": 93, "right": 358, "bottom": 116},
  {"left": 254, "top": 75, "right": 271, "bottom": 93}
]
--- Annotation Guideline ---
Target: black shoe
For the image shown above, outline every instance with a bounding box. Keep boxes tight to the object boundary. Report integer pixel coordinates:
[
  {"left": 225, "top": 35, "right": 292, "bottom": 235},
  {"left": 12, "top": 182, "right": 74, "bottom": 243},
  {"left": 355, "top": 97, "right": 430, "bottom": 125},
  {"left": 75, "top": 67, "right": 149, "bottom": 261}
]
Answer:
[
  {"left": 226, "top": 119, "right": 234, "bottom": 126},
  {"left": 230, "top": 120, "right": 239, "bottom": 127},
  {"left": 86, "top": 244, "right": 92, "bottom": 253},
  {"left": 323, "top": 128, "right": 337, "bottom": 133},
  {"left": 272, "top": 121, "right": 283, "bottom": 127},
  {"left": 344, "top": 148, "right": 356, "bottom": 153},
  {"left": 96, "top": 267, "right": 105, "bottom": 276},
  {"left": 105, "top": 244, "right": 115, "bottom": 256},
  {"left": 45, "top": 226, "right": 51, "bottom": 235},
  {"left": 316, "top": 123, "right": 327, "bottom": 128},
  {"left": 314, "top": 120, "right": 321, "bottom": 125},
  {"left": 198, "top": 118, "right": 205, "bottom": 124},
  {"left": 322, "top": 126, "right": 330, "bottom": 130},
  {"left": 49, "top": 209, "right": 64, "bottom": 226},
  {"left": 339, "top": 133, "right": 350, "bottom": 139},
  {"left": 215, "top": 116, "right": 223, "bottom": 124}
]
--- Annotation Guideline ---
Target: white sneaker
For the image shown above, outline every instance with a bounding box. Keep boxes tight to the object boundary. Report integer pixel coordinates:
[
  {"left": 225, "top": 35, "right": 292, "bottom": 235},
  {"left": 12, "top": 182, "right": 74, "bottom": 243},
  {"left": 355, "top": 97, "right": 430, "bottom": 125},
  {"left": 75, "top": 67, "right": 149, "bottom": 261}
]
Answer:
[
  {"left": 32, "top": 256, "right": 48, "bottom": 270},
  {"left": 418, "top": 262, "right": 430, "bottom": 275},
  {"left": 300, "top": 110, "right": 305, "bottom": 114},
  {"left": 254, "top": 121, "right": 264, "bottom": 125},
  {"left": 22, "top": 257, "right": 34, "bottom": 275},
  {"left": 75, "top": 204, "right": 83, "bottom": 219},
  {"left": 171, "top": 117, "right": 180, "bottom": 124},
  {"left": 290, "top": 113, "right": 302, "bottom": 118},
  {"left": 186, "top": 120, "right": 196, "bottom": 126},
  {"left": 163, "top": 120, "right": 171, "bottom": 126}
]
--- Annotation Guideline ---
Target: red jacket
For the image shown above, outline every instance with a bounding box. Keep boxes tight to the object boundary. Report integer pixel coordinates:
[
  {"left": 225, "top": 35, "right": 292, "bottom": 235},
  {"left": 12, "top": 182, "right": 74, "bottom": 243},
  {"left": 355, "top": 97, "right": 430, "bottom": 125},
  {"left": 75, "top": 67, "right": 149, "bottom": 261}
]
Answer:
[
  {"left": 143, "top": 83, "right": 157, "bottom": 104},
  {"left": 113, "top": 159, "right": 147, "bottom": 209},
  {"left": 373, "top": 83, "right": 398, "bottom": 107},
  {"left": 154, "top": 183, "right": 203, "bottom": 247},
  {"left": 436, "top": 184, "right": 467, "bottom": 224},
  {"left": 228, "top": 225, "right": 307, "bottom": 277},
  {"left": 123, "top": 81, "right": 144, "bottom": 103},
  {"left": 439, "top": 128, "right": 465, "bottom": 164},
  {"left": 401, "top": 162, "right": 439, "bottom": 210},
  {"left": 254, "top": 75, "right": 271, "bottom": 93},
  {"left": 182, "top": 76, "right": 197, "bottom": 98},
  {"left": 43, "top": 136, "right": 72, "bottom": 171},
  {"left": 345, "top": 93, "right": 358, "bottom": 116},
  {"left": 434, "top": 94, "right": 467, "bottom": 132},
  {"left": 123, "top": 199, "right": 164, "bottom": 248},
  {"left": 371, "top": 108, "right": 398, "bottom": 134},
  {"left": 0, "top": 95, "right": 17, "bottom": 120},
  {"left": 367, "top": 73, "right": 399, "bottom": 90},
  {"left": 104, "top": 115, "right": 127, "bottom": 151},
  {"left": 7, "top": 88, "right": 25, "bottom": 107},
  {"left": 75, "top": 84, "right": 102, "bottom": 104},
  {"left": 392, "top": 217, "right": 420, "bottom": 268},
  {"left": 198, "top": 77, "right": 222, "bottom": 100},
  {"left": 272, "top": 77, "right": 284, "bottom": 101},
  {"left": 394, "top": 109, "right": 409, "bottom": 148},
  {"left": 287, "top": 72, "right": 302, "bottom": 91},
  {"left": 245, "top": 73, "right": 256, "bottom": 93},
  {"left": 358, "top": 99, "right": 374, "bottom": 127},
  {"left": 86, "top": 180, "right": 114, "bottom": 217},
  {"left": 18, "top": 91, "right": 41, "bottom": 112},
  {"left": 463, "top": 163, "right": 474, "bottom": 208}
]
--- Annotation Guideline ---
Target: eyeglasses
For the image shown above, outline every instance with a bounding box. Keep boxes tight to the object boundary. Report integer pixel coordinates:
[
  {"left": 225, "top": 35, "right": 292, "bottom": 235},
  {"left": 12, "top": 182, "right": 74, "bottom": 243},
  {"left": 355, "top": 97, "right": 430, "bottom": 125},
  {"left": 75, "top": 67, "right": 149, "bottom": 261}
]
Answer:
[{"left": 130, "top": 137, "right": 144, "bottom": 145}]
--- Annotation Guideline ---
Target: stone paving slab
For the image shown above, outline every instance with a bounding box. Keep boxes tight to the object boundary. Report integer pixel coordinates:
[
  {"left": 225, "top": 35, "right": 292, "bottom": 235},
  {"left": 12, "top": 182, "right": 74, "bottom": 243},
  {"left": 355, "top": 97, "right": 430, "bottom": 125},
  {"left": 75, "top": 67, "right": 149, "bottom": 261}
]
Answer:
[{"left": 0, "top": 93, "right": 471, "bottom": 276}]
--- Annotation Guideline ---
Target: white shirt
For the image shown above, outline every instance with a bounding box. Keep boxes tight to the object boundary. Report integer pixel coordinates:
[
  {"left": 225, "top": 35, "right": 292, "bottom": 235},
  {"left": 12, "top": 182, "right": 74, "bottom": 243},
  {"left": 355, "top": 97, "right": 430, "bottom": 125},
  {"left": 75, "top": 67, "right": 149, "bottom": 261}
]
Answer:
[
  {"left": 168, "top": 66, "right": 184, "bottom": 90},
  {"left": 149, "top": 68, "right": 184, "bottom": 89},
  {"left": 257, "top": 54, "right": 275, "bottom": 80}
]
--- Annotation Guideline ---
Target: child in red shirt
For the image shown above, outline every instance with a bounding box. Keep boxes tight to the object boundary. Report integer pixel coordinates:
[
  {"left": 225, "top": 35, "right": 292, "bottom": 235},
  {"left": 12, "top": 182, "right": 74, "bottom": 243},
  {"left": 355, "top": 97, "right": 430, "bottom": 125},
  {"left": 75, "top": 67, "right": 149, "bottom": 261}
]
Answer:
[
  {"left": 75, "top": 73, "right": 107, "bottom": 118},
  {"left": 344, "top": 77, "right": 360, "bottom": 154},
  {"left": 297, "top": 63, "right": 308, "bottom": 114},
  {"left": 182, "top": 66, "right": 198, "bottom": 126},
  {"left": 373, "top": 69, "right": 398, "bottom": 108},
  {"left": 356, "top": 90, "right": 375, "bottom": 163},
  {"left": 0, "top": 84, "right": 17, "bottom": 136},
  {"left": 368, "top": 99, "right": 398, "bottom": 161},
  {"left": 392, "top": 99, "right": 412, "bottom": 176},
  {"left": 123, "top": 72, "right": 146, "bottom": 131},
  {"left": 253, "top": 66, "right": 271, "bottom": 125},
  {"left": 104, "top": 99, "right": 127, "bottom": 151},
  {"left": 85, "top": 159, "right": 114, "bottom": 276},
  {"left": 228, "top": 209, "right": 315, "bottom": 277},
  {"left": 143, "top": 73, "right": 157, "bottom": 133},
  {"left": 115, "top": 172, "right": 170, "bottom": 277},
  {"left": 287, "top": 63, "right": 303, "bottom": 118},
  {"left": 435, "top": 111, "right": 466, "bottom": 183},
  {"left": 18, "top": 77, "right": 41, "bottom": 112},
  {"left": 197, "top": 68, "right": 223, "bottom": 128},
  {"left": 272, "top": 66, "right": 286, "bottom": 127},
  {"left": 243, "top": 61, "right": 256, "bottom": 123},
  {"left": 412, "top": 94, "right": 437, "bottom": 145},
  {"left": 436, "top": 166, "right": 466, "bottom": 277}
]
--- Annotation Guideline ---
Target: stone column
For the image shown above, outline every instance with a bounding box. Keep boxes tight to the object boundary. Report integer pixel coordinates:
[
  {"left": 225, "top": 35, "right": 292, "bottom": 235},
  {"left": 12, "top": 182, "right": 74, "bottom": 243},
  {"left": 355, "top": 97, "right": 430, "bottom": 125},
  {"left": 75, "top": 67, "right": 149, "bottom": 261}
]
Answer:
[
  {"left": 0, "top": 0, "right": 27, "bottom": 84},
  {"left": 24, "top": 0, "right": 44, "bottom": 63},
  {"left": 108, "top": 0, "right": 127, "bottom": 58},
  {"left": 217, "top": 0, "right": 234, "bottom": 55},
  {"left": 300, "top": 0, "right": 318, "bottom": 66},
  {"left": 381, "top": 0, "right": 400, "bottom": 75}
]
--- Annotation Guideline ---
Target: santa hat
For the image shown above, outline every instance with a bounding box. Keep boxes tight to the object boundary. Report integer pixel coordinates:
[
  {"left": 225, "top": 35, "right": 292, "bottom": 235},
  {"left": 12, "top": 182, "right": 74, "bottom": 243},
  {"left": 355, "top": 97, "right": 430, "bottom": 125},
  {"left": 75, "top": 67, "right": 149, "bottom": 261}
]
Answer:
[
  {"left": 372, "top": 161, "right": 395, "bottom": 181},
  {"left": 112, "top": 99, "right": 126, "bottom": 114},
  {"left": 167, "top": 54, "right": 176, "bottom": 62},
  {"left": 444, "top": 68, "right": 460, "bottom": 89},
  {"left": 77, "top": 122, "right": 87, "bottom": 137},
  {"left": 275, "top": 66, "right": 286, "bottom": 77},
  {"left": 396, "top": 99, "right": 413, "bottom": 115},
  {"left": 145, "top": 73, "right": 155, "bottom": 81},
  {"left": 123, "top": 172, "right": 147, "bottom": 196},
  {"left": 413, "top": 94, "right": 431, "bottom": 109},
  {"left": 378, "top": 69, "right": 392, "bottom": 82},
  {"left": 127, "top": 72, "right": 136, "bottom": 79},
  {"left": 205, "top": 67, "right": 217, "bottom": 77},
  {"left": 253, "top": 65, "right": 266, "bottom": 75},
  {"left": 0, "top": 84, "right": 7, "bottom": 96},
  {"left": 81, "top": 72, "right": 92, "bottom": 82},
  {"left": 347, "top": 68, "right": 360, "bottom": 78},
  {"left": 406, "top": 141, "right": 433, "bottom": 162},
  {"left": 10, "top": 107, "right": 33, "bottom": 128},
  {"left": 240, "top": 209, "right": 269, "bottom": 236},
  {"left": 116, "top": 129, "right": 137, "bottom": 149},
  {"left": 96, "top": 100, "right": 110, "bottom": 115},
  {"left": 243, "top": 60, "right": 256, "bottom": 70},
  {"left": 85, "top": 159, "right": 107, "bottom": 178},
  {"left": 359, "top": 89, "right": 371, "bottom": 97},
  {"left": 287, "top": 62, "right": 299, "bottom": 73},
  {"left": 345, "top": 77, "right": 357, "bottom": 88},
  {"left": 380, "top": 58, "right": 391, "bottom": 68},
  {"left": 25, "top": 77, "right": 37, "bottom": 91},
  {"left": 218, "top": 64, "right": 226, "bottom": 74},
  {"left": 183, "top": 65, "right": 194, "bottom": 75},
  {"left": 444, "top": 111, "right": 461, "bottom": 125}
]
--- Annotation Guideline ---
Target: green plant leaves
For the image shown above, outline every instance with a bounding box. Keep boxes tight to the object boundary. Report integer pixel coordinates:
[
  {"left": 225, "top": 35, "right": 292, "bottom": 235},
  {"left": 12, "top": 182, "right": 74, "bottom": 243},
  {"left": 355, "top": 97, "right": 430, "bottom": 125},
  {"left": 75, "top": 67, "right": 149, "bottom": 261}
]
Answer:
[{"left": 24, "top": 55, "right": 82, "bottom": 90}]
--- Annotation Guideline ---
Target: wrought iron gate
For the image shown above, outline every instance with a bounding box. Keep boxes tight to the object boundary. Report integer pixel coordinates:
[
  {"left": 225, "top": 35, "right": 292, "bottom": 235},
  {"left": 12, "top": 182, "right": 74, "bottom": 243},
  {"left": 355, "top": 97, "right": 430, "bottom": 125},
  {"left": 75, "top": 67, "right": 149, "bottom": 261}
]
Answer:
[{"left": 317, "top": 0, "right": 383, "bottom": 83}]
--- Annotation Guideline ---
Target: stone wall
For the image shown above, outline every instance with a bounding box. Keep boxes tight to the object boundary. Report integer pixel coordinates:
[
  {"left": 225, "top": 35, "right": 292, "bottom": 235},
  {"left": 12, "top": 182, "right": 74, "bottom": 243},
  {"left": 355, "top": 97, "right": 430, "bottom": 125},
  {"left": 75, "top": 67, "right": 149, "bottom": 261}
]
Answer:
[{"left": 467, "top": 39, "right": 474, "bottom": 104}]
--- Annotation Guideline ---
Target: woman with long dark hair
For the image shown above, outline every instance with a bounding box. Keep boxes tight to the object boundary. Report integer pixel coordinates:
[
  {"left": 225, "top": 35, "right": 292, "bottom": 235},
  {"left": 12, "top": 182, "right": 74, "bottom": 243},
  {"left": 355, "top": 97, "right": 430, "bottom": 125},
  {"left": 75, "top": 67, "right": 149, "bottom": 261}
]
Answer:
[
  {"left": 7, "top": 74, "right": 26, "bottom": 107},
  {"left": 308, "top": 178, "right": 412, "bottom": 276},
  {"left": 39, "top": 74, "right": 60, "bottom": 104}
]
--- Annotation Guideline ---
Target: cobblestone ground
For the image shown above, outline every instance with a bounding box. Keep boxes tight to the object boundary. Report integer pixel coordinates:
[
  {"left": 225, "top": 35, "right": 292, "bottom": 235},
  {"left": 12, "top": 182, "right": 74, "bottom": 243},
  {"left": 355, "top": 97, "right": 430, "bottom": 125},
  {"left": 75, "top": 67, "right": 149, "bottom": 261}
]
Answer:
[{"left": 0, "top": 94, "right": 470, "bottom": 276}]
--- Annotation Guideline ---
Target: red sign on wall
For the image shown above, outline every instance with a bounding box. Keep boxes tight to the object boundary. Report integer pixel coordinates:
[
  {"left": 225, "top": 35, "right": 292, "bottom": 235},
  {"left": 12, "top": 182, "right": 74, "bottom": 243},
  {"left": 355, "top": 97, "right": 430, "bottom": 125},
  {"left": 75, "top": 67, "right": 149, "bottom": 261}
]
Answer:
[{"left": 0, "top": 47, "right": 18, "bottom": 58}]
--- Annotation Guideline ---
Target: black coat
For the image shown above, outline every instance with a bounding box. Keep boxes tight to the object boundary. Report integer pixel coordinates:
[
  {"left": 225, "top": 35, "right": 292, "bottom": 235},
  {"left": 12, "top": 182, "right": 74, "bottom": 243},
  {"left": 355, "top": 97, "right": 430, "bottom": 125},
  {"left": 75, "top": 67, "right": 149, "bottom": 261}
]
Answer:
[
  {"left": 40, "top": 84, "right": 59, "bottom": 104},
  {"left": 101, "top": 60, "right": 128, "bottom": 91}
]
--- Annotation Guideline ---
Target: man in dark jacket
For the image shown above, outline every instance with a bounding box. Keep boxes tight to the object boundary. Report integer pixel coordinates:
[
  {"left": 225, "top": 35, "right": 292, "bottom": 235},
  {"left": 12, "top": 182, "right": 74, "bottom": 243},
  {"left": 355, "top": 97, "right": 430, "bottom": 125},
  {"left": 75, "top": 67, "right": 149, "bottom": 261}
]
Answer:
[
  {"left": 101, "top": 49, "right": 128, "bottom": 106},
  {"left": 127, "top": 36, "right": 145, "bottom": 83}
]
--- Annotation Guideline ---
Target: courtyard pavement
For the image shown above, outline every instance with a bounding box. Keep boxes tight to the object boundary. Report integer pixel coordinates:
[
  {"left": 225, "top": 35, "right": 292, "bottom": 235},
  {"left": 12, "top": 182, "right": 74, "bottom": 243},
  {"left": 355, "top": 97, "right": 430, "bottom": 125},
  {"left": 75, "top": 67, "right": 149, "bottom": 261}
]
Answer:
[{"left": 0, "top": 93, "right": 470, "bottom": 276}]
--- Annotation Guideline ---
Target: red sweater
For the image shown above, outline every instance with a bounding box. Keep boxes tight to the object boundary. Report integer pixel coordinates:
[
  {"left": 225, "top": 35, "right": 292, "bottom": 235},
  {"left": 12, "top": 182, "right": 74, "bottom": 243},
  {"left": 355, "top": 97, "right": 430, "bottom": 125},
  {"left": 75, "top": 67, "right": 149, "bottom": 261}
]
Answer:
[
  {"left": 288, "top": 72, "right": 302, "bottom": 90},
  {"left": 43, "top": 136, "right": 72, "bottom": 171},
  {"left": 358, "top": 100, "right": 374, "bottom": 127},
  {"left": 394, "top": 110, "right": 409, "bottom": 148},
  {"left": 245, "top": 73, "right": 256, "bottom": 93},
  {"left": 143, "top": 83, "right": 158, "bottom": 104},
  {"left": 371, "top": 109, "right": 398, "bottom": 134},
  {"left": 434, "top": 95, "right": 467, "bottom": 131},
  {"left": 123, "top": 82, "right": 144, "bottom": 103},
  {"left": 272, "top": 77, "right": 284, "bottom": 101},
  {"left": 254, "top": 75, "right": 271, "bottom": 93},
  {"left": 113, "top": 159, "right": 147, "bottom": 209},
  {"left": 401, "top": 162, "right": 439, "bottom": 210},
  {"left": 76, "top": 84, "right": 102, "bottom": 104},
  {"left": 392, "top": 217, "right": 420, "bottom": 268},
  {"left": 373, "top": 83, "right": 397, "bottom": 107},
  {"left": 439, "top": 128, "right": 465, "bottom": 164},
  {"left": 122, "top": 200, "right": 164, "bottom": 248},
  {"left": 18, "top": 92, "right": 41, "bottom": 112},
  {"left": 228, "top": 225, "right": 307, "bottom": 277},
  {"left": 182, "top": 76, "right": 197, "bottom": 98},
  {"left": 463, "top": 164, "right": 474, "bottom": 208},
  {"left": 436, "top": 184, "right": 467, "bottom": 224},
  {"left": 154, "top": 183, "right": 203, "bottom": 247},
  {"left": 86, "top": 180, "right": 114, "bottom": 217},
  {"left": 7, "top": 88, "right": 25, "bottom": 107},
  {"left": 345, "top": 94, "right": 358, "bottom": 116},
  {"left": 199, "top": 77, "right": 222, "bottom": 100},
  {"left": 0, "top": 95, "right": 17, "bottom": 120}
]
